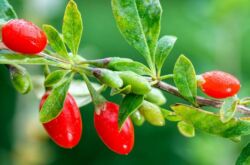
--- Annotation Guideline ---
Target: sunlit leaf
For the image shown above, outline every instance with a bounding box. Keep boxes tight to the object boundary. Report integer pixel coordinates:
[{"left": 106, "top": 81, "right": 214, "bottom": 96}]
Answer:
[
  {"left": 155, "top": 35, "right": 177, "bottom": 74},
  {"left": 171, "top": 104, "right": 250, "bottom": 138},
  {"left": 0, "top": 53, "right": 59, "bottom": 66},
  {"left": 118, "top": 94, "right": 144, "bottom": 129},
  {"left": 110, "top": 85, "right": 131, "bottom": 96},
  {"left": 173, "top": 55, "right": 197, "bottom": 105},
  {"left": 40, "top": 74, "right": 73, "bottom": 123},
  {"left": 112, "top": 0, "right": 162, "bottom": 67},
  {"left": 108, "top": 60, "right": 152, "bottom": 76},
  {"left": 161, "top": 108, "right": 182, "bottom": 122},
  {"left": 220, "top": 96, "right": 239, "bottom": 123},
  {"left": 45, "top": 70, "right": 70, "bottom": 87},
  {"left": 177, "top": 121, "right": 195, "bottom": 138},
  {"left": 43, "top": 25, "right": 70, "bottom": 60},
  {"left": 62, "top": 0, "right": 83, "bottom": 55}
]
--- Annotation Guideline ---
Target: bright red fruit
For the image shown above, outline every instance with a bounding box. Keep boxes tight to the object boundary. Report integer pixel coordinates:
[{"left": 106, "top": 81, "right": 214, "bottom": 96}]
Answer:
[
  {"left": 2, "top": 19, "right": 47, "bottom": 54},
  {"left": 94, "top": 102, "right": 134, "bottom": 155},
  {"left": 199, "top": 71, "right": 241, "bottom": 99},
  {"left": 39, "top": 92, "right": 82, "bottom": 149}
]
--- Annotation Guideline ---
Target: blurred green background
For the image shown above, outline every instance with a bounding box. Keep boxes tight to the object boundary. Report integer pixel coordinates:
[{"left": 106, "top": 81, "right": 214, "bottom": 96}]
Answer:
[{"left": 1, "top": 0, "right": 250, "bottom": 164}]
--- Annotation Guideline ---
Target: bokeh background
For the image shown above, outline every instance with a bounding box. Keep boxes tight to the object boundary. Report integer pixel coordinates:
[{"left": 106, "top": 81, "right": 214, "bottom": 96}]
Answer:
[{"left": 1, "top": 0, "right": 250, "bottom": 164}]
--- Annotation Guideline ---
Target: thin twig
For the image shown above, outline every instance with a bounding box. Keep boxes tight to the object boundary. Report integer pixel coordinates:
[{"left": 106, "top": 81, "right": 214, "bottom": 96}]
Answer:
[{"left": 156, "top": 81, "right": 250, "bottom": 114}]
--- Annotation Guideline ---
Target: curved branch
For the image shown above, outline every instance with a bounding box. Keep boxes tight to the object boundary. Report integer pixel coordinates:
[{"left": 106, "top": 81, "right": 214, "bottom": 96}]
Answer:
[{"left": 155, "top": 81, "right": 250, "bottom": 114}]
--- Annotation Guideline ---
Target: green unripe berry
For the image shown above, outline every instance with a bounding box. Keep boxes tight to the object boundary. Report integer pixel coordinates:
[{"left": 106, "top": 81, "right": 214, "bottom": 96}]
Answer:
[
  {"left": 130, "top": 110, "right": 145, "bottom": 126},
  {"left": 92, "top": 68, "right": 123, "bottom": 89},
  {"left": 139, "top": 101, "right": 165, "bottom": 126},
  {"left": 145, "top": 88, "right": 166, "bottom": 105},
  {"left": 8, "top": 65, "right": 32, "bottom": 94},
  {"left": 118, "top": 71, "right": 151, "bottom": 95}
]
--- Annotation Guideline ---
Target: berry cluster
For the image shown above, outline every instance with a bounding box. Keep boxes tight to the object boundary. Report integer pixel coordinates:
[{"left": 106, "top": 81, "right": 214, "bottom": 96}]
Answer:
[{"left": 1, "top": 18, "right": 242, "bottom": 155}]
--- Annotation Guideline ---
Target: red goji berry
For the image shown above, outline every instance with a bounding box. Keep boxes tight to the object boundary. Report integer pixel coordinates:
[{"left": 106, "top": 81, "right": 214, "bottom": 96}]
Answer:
[
  {"left": 2, "top": 19, "right": 47, "bottom": 54},
  {"left": 94, "top": 102, "right": 134, "bottom": 155},
  {"left": 199, "top": 71, "right": 240, "bottom": 99},
  {"left": 39, "top": 92, "right": 82, "bottom": 148}
]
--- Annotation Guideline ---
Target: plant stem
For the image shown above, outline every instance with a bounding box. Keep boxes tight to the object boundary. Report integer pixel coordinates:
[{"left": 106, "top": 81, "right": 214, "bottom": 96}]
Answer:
[
  {"left": 160, "top": 74, "right": 174, "bottom": 80},
  {"left": 155, "top": 81, "right": 250, "bottom": 114}
]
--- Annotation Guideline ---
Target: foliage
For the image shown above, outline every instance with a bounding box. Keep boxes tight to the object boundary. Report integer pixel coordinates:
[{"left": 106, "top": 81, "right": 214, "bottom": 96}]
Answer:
[{"left": 0, "top": 0, "right": 250, "bottom": 164}]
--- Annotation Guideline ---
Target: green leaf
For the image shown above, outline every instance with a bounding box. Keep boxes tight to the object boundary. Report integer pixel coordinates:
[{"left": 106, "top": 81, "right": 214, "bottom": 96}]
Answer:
[
  {"left": 62, "top": 0, "right": 83, "bottom": 55},
  {"left": 43, "top": 25, "right": 70, "bottom": 60},
  {"left": 220, "top": 97, "right": 239, "bottom": 123},
  {"left": 173, "top": 55, "right": 197, "bottom": 105},
  {"left": 171, "top": 104, "right": 250, "bottom": 138},
  {"left": 111, "top": 0, "right": 162, "bottom": 69},
  {"left": 8, "top": 65, "right": 32, "bottom": 94},
  {"left": 139, "top": 101, "right": 165, "bottom": 126},
  {"left": 155, "top": 35, "right": 177, "bottom": 75},
  {"left": 118, "top": 94, "right": 144, "bottom": 129},
  {"left": 39, "top": 74, "right": 73, "bottom": 123},
  {"left": 0, "top": 53, "right": 59, "bottom": 66},
  {"left": 0, "top": 0, "right": 17, "bottom": 22},
  {"left": 236, "top": 143, "right": 250, "bottom": 165},
  {"left": 161, "top": 108, "right": 182, "bottom": 122},
  {"left": 177, "top": 121, "right": 195, "bottom": 138},
  {"left": 45, "top": 70, "right": 70, "bottom": 87},
  {"left": 108, "top": 60, "right": 152, "bottom": 76},
  {"left": 110, "top": 85, "right": 131, "bottom": 96}
]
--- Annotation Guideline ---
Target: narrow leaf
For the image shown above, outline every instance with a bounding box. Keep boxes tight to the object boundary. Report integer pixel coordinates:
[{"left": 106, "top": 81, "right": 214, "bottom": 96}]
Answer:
[
  {"left": 40, "top": 74, "right": 73, "bottom": 123},
  {"left": 0, "top": 0, "right": 17, "bottom": 22},
  {"left": 161, "top": 108, "right": 182, "bottom": 122},
  {"left": 236, "top": 143, "right": 250, "bottom": 165},
  {"left": 110, "top": 85, "right": 131, "bottom": 96},
  {"left": 173, "top": 55, "right": 197, "bottom": 105},
  {"left": 111, "top": 0, "right": 162, "bottom": 67},
  {"left": 108, "top": 60, "right": 152, "bottom": 76},
  {"left": 155, "top": 35, "right": 177, "bottom": 73},
  {"left": 118, "top": 94, "right": 144, "bottom": 129},
  {"left": 62, "top": 0, "right": 83, "bottom": 55},
  {"left": 0, "top": 53, "right": 59, "bottom": 66},
  {"left": 220, "top": 97, "right": 239, "bottom": 123},
  {"left": 177, "top": 121, "right": 195, "bottom": 138},
  {"left": 171, "top": 104, "right": 250, "bottom": 138},
  {"left": 43, "top": 25, "right": 70, "bottom": 60},
  {"left": 45, "top": 70, "right": 70, "bottom": 87}
]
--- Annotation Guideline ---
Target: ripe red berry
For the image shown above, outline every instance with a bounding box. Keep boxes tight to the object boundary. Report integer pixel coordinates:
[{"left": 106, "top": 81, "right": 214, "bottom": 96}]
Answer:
[
  {"left": 2, "top": 19, "right": 47, "bottom": 54},
  {"left": 199, "top": 71, "right": 241, "bottom": 99},
  {"left": 39, "top": 92, "right": 82, "bottom": 148},
  {"left": 94, "top": 102, "right": 134, "bottom": 155}
]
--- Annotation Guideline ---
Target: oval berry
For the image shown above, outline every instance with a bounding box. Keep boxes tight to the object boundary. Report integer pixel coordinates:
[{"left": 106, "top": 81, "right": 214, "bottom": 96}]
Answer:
[
  {"left": 2, "top": 19, "right": 47, "bottom": 54},
  {"left": 199, "top": 71, "right": 240, "bottom": 99},
  {"left": 39, "top": 92, "right": 82, "bottom": 148},
  {"left": 94, "top": 102, "right": 134, "bottom": 155}
]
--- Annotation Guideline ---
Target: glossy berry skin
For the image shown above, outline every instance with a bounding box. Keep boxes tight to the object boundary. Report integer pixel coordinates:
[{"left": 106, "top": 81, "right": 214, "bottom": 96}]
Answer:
[
  {"left": 2, "top": 19, "right": 47, "bottom": 54},
  {"left": 200, "top": 71, "right": 240, "bottom": 99},
  {"left": 39, "top": 92, "right": 82, "bottom": 149},
  {"left": 94, "top": 102, "right": 134, "bottom": 155}
]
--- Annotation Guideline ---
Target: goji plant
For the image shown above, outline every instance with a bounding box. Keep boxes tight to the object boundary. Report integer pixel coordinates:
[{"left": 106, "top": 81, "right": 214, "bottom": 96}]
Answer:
[{"left": 1, "top": 0, "right": 250, "bottom": 163}]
